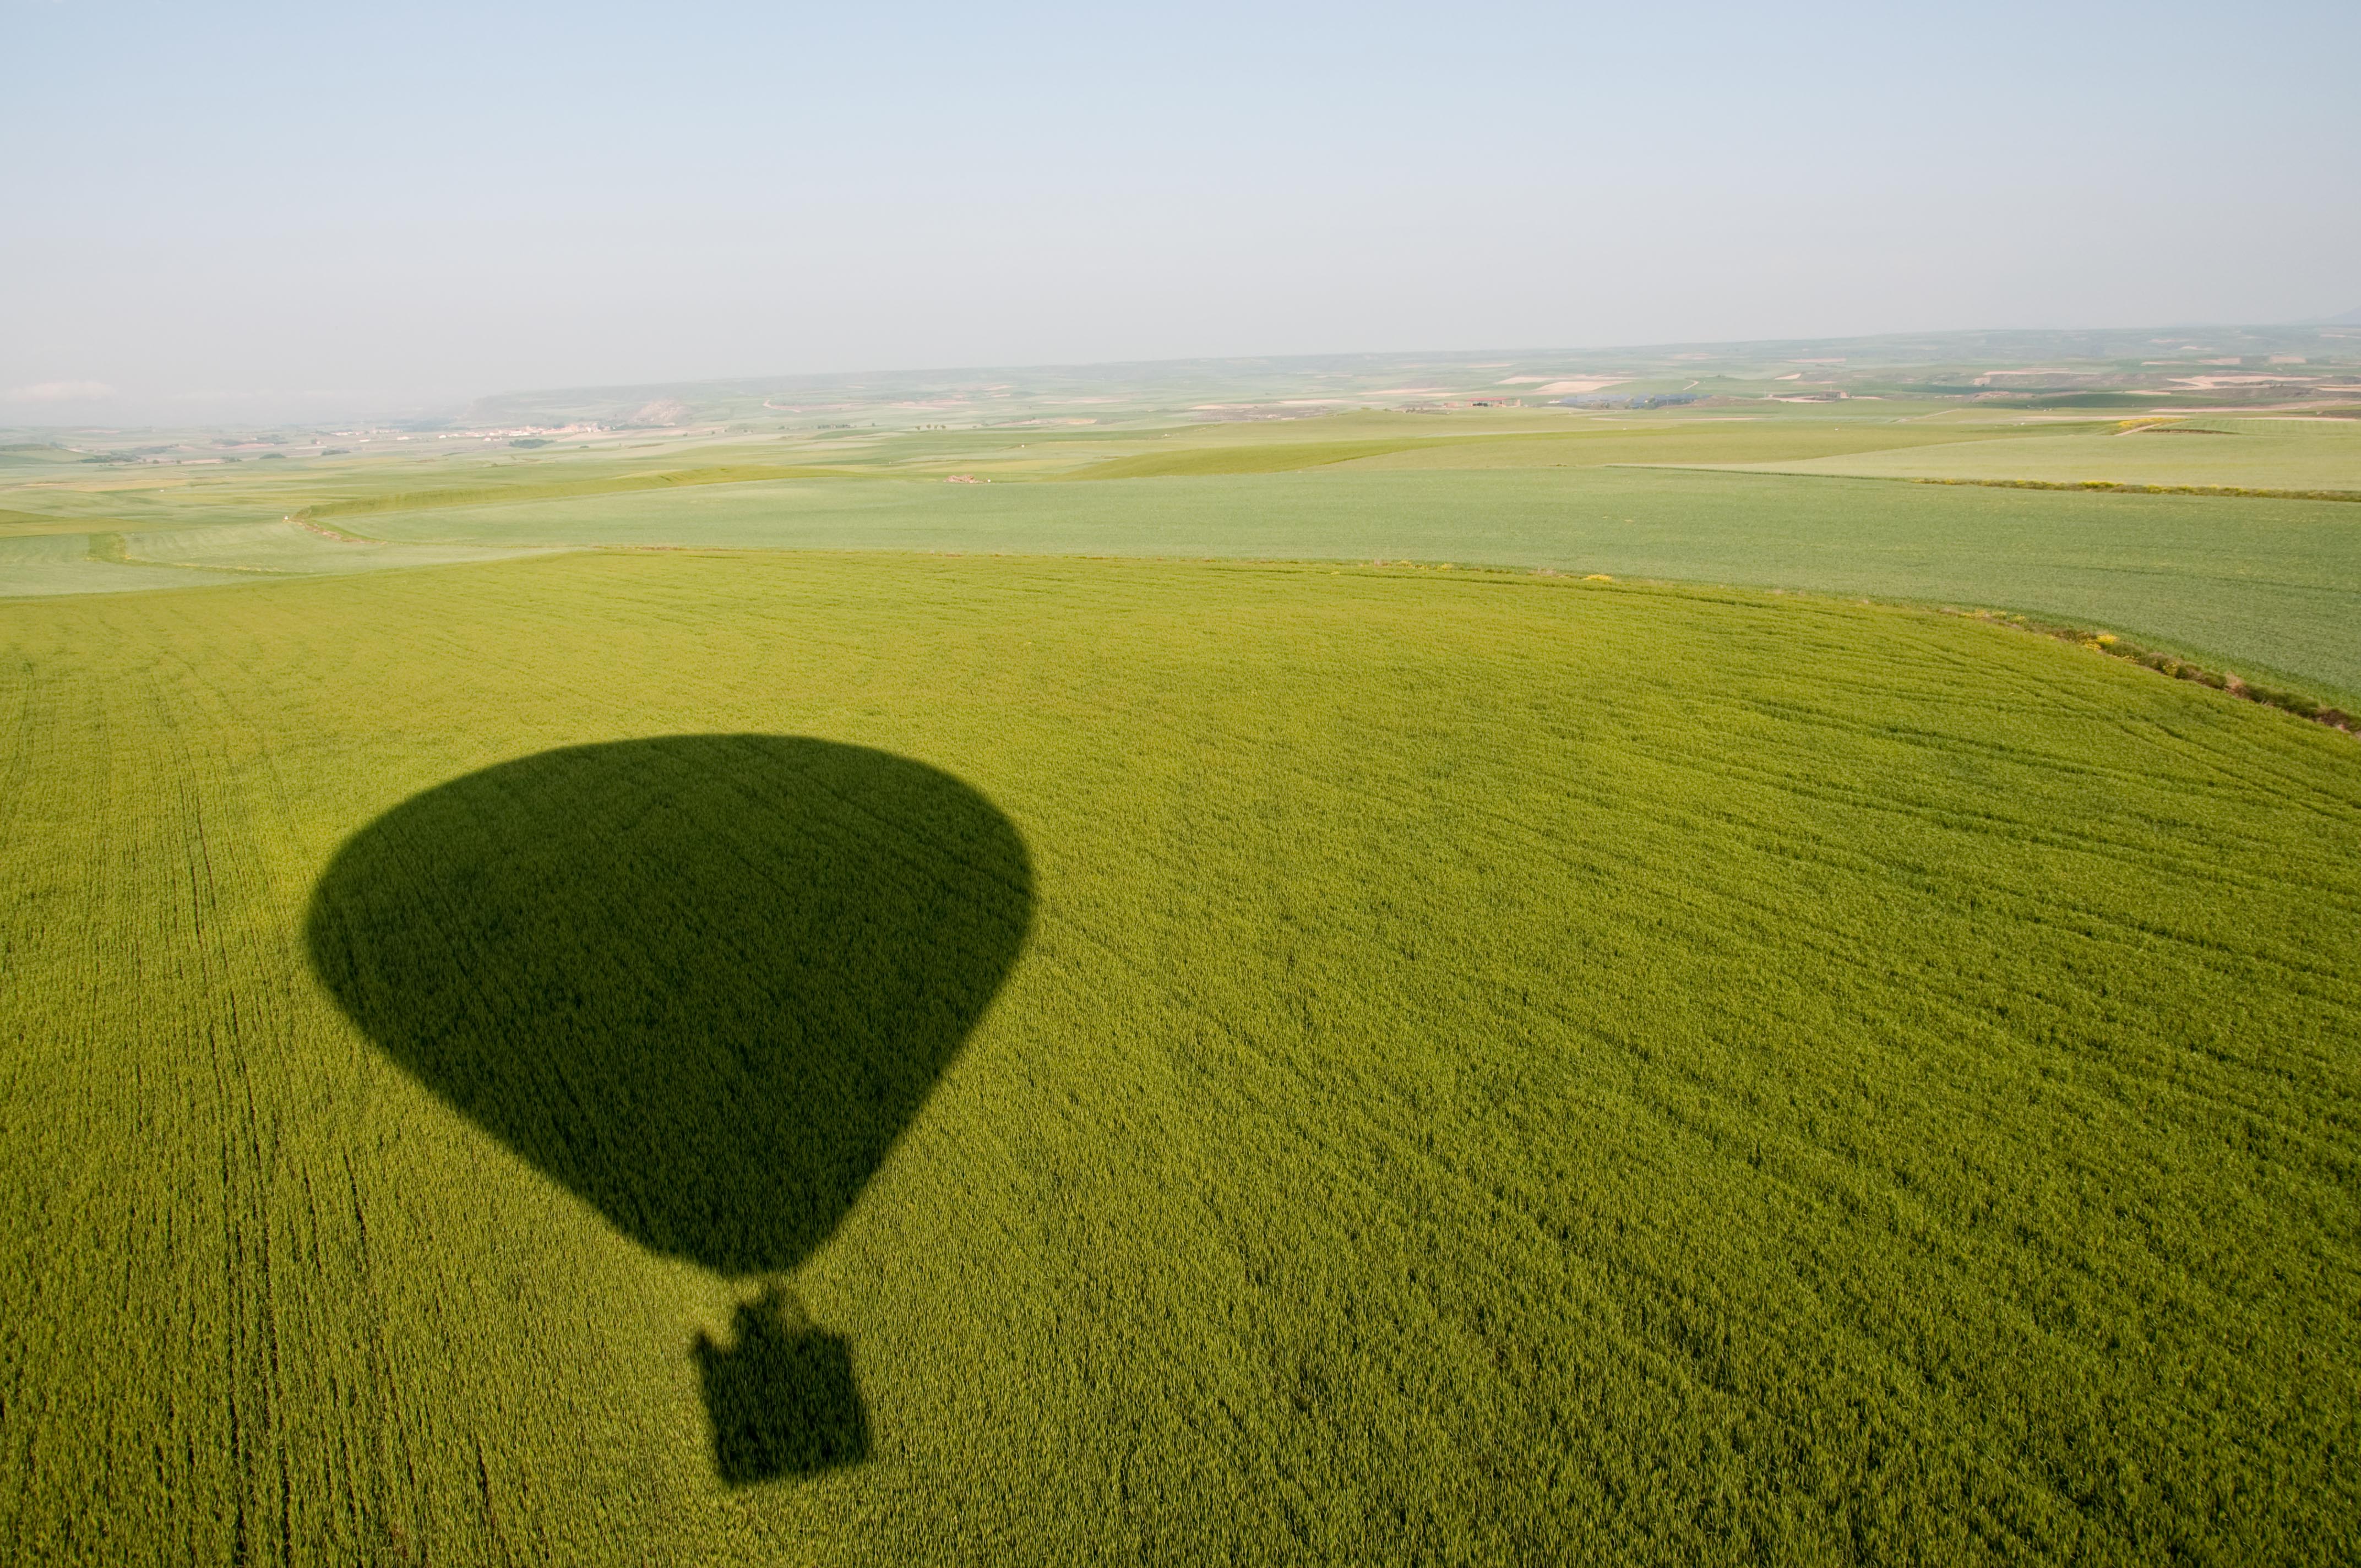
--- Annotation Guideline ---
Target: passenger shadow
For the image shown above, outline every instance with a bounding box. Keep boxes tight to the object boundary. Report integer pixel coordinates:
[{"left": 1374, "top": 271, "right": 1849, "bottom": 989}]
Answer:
[{"left": 306, "top": 734, "right": 1033, "bottom": 1484}]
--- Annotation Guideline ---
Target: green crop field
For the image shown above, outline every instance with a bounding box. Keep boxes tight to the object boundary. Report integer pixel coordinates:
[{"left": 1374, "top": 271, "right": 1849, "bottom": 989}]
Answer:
[
  {"left": 0, "top": 531, "right": 253, "bottom": 595},
  {"left": 5, "top": 551, "right": 2358, "bottom": 1563},
  {"left": 1060, "top": 416, "right": 2083, "bottom": 480},
  {"left": 100, "top": 519, "right": 556, "bottom": 577},
  {"left": 11, "top": 406, "right": 2360, "bottom": 712},
  {"left": 8, "top": 362, "right": 2361, "bottom": 1562},
  {"left": 353, "top": 469, "right": 2361, "bottom": 711},
  {"left": 1688, "top": 420, "right": 2361, "bottom": 492}
]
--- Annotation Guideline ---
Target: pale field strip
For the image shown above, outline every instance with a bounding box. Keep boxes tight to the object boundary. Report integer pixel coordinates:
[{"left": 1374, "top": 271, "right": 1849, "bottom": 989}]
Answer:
[
  {"left": 1644, "top": 428, "right": 2361, "bottom": 492},
  {"left": 0, "top": 522, "right": 567, "bottom": 596}
]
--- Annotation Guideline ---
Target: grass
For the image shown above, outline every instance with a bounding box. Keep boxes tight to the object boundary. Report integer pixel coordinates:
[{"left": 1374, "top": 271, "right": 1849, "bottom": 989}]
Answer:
[
  {"left": 1684, "top": 422, "right": 2361, "bottom": 491},
  {"left": 4, "top": 551, "right": 2358, "bottom": 1563},
  {"left": 350, "top": 467, "right": 2361, "bottom": 711},
  {"left": 1062, "top": 419, "right": 2095, "bottom": 480},
  {"left": 117, "top": 520, "right": 555, "bottom": 576},
  {"left": 291, "top": 462, "right": 866, "bottom": 522},
  {"left": 10, "top": 410, "right": 2361, "bottom": 709},
  {"left": 0, "top": 530, "right": 251, "bottom": 595},
  {"left": 0, "top": 404, "right": 2109, "bottom": 543}
]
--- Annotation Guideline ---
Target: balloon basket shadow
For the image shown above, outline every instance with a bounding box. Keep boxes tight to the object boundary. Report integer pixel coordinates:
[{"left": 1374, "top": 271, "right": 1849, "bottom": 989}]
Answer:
[{"left": 695, "top": 1285, "right": 869, "bottom": 1485}]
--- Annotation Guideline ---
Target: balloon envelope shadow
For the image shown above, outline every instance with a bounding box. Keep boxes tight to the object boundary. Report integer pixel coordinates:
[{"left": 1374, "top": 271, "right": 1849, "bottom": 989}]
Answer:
[{"left": 306, "top": 735, "right": 1032, "bottom": 1484}]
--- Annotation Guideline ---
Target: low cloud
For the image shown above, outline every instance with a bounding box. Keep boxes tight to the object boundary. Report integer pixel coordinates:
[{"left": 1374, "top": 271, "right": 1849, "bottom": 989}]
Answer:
[{"left": 6, "top": 380, "right": 117, "bottom": 402}]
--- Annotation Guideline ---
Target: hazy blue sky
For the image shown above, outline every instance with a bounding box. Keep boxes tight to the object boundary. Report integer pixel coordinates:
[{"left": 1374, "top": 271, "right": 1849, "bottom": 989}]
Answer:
[{"left": 5, "top": 1, "right": 2356, "bottom": 422}]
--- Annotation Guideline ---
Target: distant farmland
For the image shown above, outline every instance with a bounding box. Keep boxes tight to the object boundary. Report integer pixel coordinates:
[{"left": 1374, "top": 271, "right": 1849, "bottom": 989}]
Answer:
[
  {"left": 4, "top": 551, "right": 2356, "bottom": 1562},
  {"left": 357, "top": 468, "right": 2361, "bottom": 709},
  {"left": 9, "top": 405, "right": 2359, "bottom": 711}
]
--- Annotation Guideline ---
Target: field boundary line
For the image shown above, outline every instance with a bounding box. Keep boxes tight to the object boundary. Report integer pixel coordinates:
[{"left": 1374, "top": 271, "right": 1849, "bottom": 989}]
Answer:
[
  {"left": 1054, "top": 421, "right": 2105, "bottom": 483},
  {"left": 1925, "top": 607, "right": 2357, "bottom": 735},
  {"left": 86, "top": 530, "right": 289, "bottom": 578},
  {"left": 1613, "top": 464, "right": 2361, "bottom": 504},
  {"left": 286, "top": 464, "right": 870, "bottom": 526},
  {"left": 289, "top": 516, "right": 377, "bottom": 543}
]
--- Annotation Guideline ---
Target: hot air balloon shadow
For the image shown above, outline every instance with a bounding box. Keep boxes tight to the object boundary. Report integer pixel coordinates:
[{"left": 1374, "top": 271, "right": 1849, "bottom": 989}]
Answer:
[{"left": 307, "top": 735, "right": 1033, "bottom": 1484}]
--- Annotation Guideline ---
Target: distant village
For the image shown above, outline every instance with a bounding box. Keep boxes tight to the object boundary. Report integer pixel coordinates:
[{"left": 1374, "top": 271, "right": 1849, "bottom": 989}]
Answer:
[{"left": 72, "top": 423, "right": 615, "bottom": 465}]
